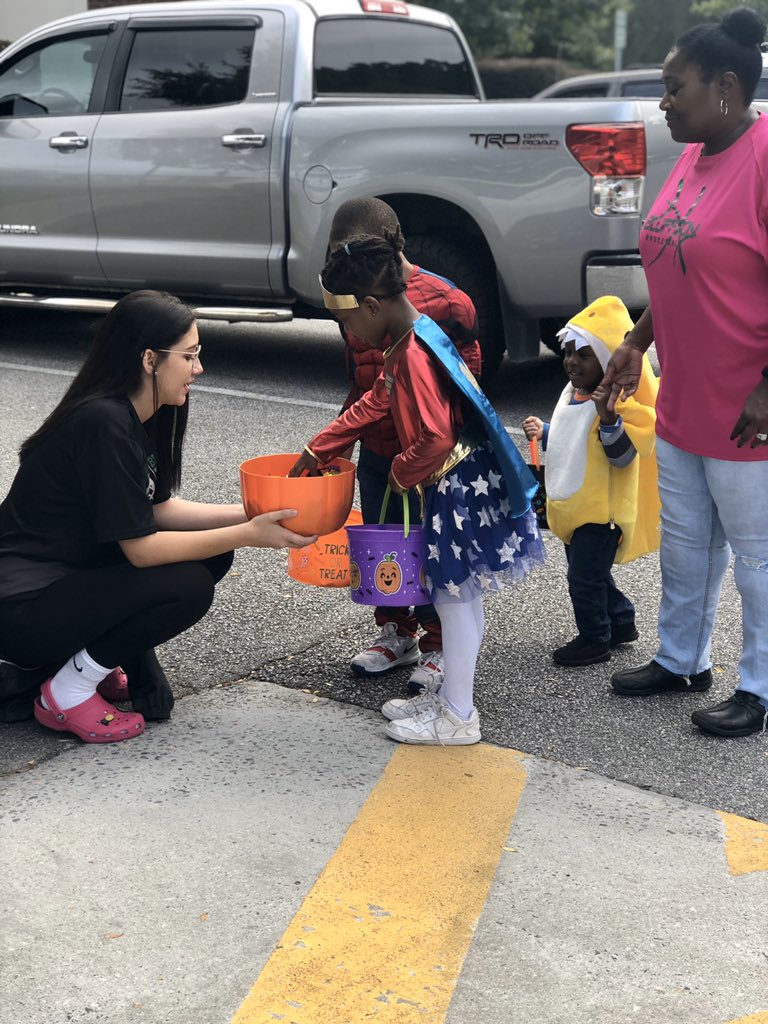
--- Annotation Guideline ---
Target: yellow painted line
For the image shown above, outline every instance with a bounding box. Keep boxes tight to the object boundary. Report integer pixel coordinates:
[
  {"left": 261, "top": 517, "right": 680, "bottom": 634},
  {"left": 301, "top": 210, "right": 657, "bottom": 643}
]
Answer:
[
  {"left": 718, "top": 811, "right": 768, "bottom": 876},
  {"left": 725, "top": 1013, "right": 768, "bottom": 1023},
  {"left": 230, "top": 743, "right": 527, "bottom": 1024}
]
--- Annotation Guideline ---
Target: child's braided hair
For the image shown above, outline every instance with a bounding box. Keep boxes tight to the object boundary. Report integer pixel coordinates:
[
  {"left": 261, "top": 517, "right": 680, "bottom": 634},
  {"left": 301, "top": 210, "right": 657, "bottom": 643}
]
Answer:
[{"left": 321, "top": 230, "right": 407, "bottom": 302}]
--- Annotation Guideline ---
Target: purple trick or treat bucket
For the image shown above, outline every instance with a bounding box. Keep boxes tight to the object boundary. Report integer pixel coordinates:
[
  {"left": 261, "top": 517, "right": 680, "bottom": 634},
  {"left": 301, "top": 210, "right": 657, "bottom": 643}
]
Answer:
[{"left": 345, "top": 488, "right": 430, "bottom": 606}]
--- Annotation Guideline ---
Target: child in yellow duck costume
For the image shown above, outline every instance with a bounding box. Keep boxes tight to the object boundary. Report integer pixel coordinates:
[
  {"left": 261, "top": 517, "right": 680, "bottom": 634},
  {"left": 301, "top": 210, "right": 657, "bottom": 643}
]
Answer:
[{"left": 523, "top": 295, "right": 659, "bottom": 666}]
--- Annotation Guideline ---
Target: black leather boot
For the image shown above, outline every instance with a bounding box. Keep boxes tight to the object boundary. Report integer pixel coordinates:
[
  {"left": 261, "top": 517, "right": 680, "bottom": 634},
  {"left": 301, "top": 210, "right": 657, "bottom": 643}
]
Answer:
[
  {"left": 611, "top": 659, "right": 713, "bottom": 696},
  {"left": 121, "top": 649, "right": 175, "bottom": 721},
  {"left": 609, "top": 622, "right": 639, "bottom": 647},
  {"left": 0, "top": 660, "right": 51, "bottom": 722},
  {"left": 691, "top": 690, "right": 768, "bottom": 737},
  {"left": 553, "top": 635, "right": 611, "bottom": 667}
]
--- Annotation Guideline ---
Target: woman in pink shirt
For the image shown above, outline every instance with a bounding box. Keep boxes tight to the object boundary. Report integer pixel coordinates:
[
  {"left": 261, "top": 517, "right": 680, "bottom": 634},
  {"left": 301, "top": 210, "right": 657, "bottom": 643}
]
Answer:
[{"left": 605, "top": 7, "right": 768, "bottom": 738}]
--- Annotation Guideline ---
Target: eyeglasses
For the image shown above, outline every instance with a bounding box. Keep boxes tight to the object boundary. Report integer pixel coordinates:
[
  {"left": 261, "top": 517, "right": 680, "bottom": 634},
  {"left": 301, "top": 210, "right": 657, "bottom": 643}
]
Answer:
[{"left": 154, "top": 344, "right": 203, "bottom": 365}]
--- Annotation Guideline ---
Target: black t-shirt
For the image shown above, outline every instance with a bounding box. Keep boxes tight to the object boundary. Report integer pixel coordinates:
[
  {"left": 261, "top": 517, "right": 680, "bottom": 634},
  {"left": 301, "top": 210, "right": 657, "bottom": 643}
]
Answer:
[{"left": 0, "top": 397, "right": 171, "bottom": 600}]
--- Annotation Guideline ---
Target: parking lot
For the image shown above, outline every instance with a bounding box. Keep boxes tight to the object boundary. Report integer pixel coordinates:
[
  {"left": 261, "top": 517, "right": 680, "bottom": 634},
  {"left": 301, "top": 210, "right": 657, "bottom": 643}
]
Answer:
[{"left": 1, "top": 310, "right": 766, "bottom": 1024}]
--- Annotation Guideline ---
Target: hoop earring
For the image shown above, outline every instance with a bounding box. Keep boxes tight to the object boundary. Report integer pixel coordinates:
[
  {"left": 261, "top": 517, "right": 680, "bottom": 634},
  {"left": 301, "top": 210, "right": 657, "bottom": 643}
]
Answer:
[{"left": 720, "top": 97, "right": 728, "bottom": 116}]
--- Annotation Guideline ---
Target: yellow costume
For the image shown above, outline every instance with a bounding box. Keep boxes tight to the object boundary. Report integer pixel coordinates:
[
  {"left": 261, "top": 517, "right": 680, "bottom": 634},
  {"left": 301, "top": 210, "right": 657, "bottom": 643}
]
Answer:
[{"left": 545, "top": 296, "right": 660, "bottom": 564}]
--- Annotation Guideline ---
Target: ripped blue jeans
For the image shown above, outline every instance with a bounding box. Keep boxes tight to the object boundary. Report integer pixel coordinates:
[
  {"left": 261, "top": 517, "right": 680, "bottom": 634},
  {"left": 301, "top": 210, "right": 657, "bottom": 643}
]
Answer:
[{"left": 656, "top": 437, "right": 768, "bottom": 705}]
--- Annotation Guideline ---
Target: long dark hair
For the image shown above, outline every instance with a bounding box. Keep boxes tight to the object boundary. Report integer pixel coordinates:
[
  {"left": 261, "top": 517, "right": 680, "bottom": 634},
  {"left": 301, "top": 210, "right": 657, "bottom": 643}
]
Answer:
[
  {"left": 20, "top": 290, "right": 196, "bottom": 492},
  {"left": 321, "top": 231, "right": 407, "bottom": 300},
  {"left": 676, "top": 7, "right": 766, "bottom": 103}
]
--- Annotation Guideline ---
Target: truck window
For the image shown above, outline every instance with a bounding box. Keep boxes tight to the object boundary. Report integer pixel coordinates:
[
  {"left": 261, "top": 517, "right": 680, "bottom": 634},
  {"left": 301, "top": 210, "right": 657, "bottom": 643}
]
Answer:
[
  {"left": 553, "top": 85, "right": 609, "bottom": 98},
  {"left": 0, "top": 33, "right": 108, "bottom": 117},
  {"left": 620, "top": 80, "right": 664, "bottom": 98},
  {"left": 314, "top": 19, "right": 475, "bottom": 97},
  {"left": 119, "top": 27, "right": 254, "bottom": 111}
]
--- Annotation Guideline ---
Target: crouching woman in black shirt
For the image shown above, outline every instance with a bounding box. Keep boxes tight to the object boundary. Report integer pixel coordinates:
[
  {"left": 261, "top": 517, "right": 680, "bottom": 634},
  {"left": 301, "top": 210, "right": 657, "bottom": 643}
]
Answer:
[{"left": 0, "top": 290, "right": 316, "bottom": 742}]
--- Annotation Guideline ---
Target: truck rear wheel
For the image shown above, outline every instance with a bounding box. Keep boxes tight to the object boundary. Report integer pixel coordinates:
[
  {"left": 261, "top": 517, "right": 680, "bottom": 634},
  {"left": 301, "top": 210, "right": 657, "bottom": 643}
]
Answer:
[
  {"left": 405, "top": 234, "right": 505, "bottom": 383},
  {"left": 539, "top": 317, "right": 567, "bottom": 357}
]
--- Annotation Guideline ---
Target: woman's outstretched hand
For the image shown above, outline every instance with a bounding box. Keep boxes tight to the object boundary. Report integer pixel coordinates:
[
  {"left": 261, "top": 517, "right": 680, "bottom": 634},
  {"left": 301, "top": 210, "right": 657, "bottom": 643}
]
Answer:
[
  {"left": 289, "top": 450, "right": 320, "bottom": 477},
  {"left": 602, "top": 340, "right": 644, "bottom": 412},
  {"left": 730, "top": 378, "right": 768, "bottom": 448},
  {"left": 246, "top": 509, "right": 318, "bottom": 548}
]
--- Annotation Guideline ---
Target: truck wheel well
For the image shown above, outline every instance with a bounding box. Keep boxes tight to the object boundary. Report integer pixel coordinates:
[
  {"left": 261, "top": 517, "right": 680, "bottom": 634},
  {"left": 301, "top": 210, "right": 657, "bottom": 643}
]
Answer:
[
  {"left": 380, "top": 194, "right": 487, "bottom": 255},
  {"left": 375, "top": 196, "right": 503, "bottom": 381}
]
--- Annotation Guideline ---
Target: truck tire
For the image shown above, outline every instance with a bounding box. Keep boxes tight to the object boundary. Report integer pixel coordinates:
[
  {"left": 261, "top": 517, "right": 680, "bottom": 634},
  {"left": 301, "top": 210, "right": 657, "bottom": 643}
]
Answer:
[
  {"left": 405, "top": 233, "right": 505, "bottom": 383},
  {"left": 539, "top": 317, "right": 567, "bottom": 357}
]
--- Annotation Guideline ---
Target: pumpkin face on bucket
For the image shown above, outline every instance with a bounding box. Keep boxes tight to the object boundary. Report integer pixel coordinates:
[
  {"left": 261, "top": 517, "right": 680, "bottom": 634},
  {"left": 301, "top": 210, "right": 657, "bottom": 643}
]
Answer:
[
  {"left": 374, "top": 553, "right": 402, "bottom": 595},
  {"left": 349, "top": 561, "right": 361, "bottom": 591}
]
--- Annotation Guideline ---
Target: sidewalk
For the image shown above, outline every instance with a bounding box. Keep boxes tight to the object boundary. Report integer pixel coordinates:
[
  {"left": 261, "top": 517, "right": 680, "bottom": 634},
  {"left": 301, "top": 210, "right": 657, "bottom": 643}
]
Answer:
[{"left": 1, "top": 681, "right": 766, "bottom": 1024}]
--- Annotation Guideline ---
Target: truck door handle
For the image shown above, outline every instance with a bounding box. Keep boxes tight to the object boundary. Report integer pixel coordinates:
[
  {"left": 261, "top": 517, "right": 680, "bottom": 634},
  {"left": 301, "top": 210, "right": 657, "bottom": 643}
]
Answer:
[
  {"left": 49, "top": 134, "right": 88, "bottom": 150},
  {"left": 221, "top": 133, "right": 266, "bottom": 148}
]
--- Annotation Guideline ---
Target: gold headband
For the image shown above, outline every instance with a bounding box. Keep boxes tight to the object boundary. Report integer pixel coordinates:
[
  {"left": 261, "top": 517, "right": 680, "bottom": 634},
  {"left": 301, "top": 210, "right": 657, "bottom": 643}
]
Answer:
[{"left": 320, "top": 279, "right": 359, "bottom": 311}]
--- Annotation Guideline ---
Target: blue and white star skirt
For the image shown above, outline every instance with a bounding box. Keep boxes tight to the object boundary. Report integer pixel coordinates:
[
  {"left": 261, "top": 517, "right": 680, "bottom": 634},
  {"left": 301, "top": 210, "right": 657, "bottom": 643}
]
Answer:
[{"left": 423, "top": 442, "right": 546, "bottom": 604}]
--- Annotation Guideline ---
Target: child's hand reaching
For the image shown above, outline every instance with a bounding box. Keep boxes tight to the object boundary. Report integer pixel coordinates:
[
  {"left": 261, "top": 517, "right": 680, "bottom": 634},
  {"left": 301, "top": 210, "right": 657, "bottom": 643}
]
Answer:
[
  {"left": 522, "top": 416, "right": 544, "bottom": 441},
  {"left": 289, "top": 450, "right": 320, "bottom": 477},
  {"left": 590, "top": 384, "right": 618, "bottom": 425}
]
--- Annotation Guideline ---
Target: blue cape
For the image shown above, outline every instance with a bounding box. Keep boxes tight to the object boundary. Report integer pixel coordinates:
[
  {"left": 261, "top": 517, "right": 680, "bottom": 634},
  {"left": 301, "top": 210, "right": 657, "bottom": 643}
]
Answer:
[{"left": 413, "top": 313, "right": 537, "bottom": 518}]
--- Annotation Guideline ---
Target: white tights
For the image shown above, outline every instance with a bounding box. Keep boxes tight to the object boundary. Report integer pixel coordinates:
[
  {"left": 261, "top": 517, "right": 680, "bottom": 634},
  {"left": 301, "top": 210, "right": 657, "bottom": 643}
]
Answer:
[{"left": 435, "top": 596, "right": 485, "bottom": 719}]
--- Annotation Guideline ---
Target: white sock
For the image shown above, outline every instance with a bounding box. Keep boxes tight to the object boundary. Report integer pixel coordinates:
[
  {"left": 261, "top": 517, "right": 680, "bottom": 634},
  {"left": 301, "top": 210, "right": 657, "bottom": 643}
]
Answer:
[
  {"left": 435, "top": 598, "right": 482, "bottom": 720},
  {"left": 41, "top": 649, "right": 114, "bottom": 711}
]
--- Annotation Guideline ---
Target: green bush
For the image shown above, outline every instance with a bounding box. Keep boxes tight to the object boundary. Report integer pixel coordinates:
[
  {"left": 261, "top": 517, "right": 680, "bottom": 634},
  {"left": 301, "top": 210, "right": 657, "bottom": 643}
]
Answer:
[{"left": 478, "top": 58, "right": 589, "bottom": 99}]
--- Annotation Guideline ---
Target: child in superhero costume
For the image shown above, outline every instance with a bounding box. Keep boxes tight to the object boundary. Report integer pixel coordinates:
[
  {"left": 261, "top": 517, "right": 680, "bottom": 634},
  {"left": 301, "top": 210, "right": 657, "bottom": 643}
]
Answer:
[{"left": 291, "top": 234, "right": 545, "bottom": 745}]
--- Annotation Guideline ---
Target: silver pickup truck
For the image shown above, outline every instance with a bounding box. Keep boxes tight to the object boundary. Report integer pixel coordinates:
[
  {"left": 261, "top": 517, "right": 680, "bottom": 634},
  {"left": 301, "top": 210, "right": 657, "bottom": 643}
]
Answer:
[{"left": 0, "top": 0, "right": 678, "bottom": 374}]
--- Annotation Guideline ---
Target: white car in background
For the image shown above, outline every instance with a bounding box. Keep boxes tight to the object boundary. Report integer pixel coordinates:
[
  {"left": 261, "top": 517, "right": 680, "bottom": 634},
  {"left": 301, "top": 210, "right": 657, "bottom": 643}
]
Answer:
[{"left": 534, "top": 57, "right": 768, "bottom": 101}]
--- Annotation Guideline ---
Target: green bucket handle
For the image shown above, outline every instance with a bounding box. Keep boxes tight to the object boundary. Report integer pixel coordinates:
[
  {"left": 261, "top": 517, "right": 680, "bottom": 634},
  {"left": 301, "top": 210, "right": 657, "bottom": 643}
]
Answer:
[{"left": 379, "top": 484, "right": 410, "bottom": 538}]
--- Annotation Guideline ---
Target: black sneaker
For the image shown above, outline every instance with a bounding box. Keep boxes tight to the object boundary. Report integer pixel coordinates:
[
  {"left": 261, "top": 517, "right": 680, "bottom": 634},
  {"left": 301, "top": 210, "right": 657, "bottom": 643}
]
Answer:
[
  {"left": 553, "top": 635, "right": 611, "bottom": 667},
  {"left": 611, "top": 659, "right": 713, "bottom": 696},
  {"left": 691, "top": 690, "right": 768, "bottom": 738},
  {"left": 609, "top": 622, "right": 639, "bottom": 647}
]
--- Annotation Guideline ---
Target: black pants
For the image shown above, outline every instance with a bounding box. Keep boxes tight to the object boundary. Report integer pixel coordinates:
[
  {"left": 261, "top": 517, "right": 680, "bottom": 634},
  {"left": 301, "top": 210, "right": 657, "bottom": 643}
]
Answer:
[
  {"left": 0, "top": 552, "right": 233, "bottom": 721},
  {"left": 357, "top": 445, "right": 441, "bottom": 650},
  {"left": 564, "top": 524, "right": 635, "bottom": 643}
]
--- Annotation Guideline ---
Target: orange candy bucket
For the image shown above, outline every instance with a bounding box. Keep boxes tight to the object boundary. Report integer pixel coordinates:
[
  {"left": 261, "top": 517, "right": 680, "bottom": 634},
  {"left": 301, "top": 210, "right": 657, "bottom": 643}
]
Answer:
[
  {"left": 239, "top": 453, "right": 356, "bottom": 537},
  {"left": 287, "top": 510, "right": 364, "bottom": 588}
]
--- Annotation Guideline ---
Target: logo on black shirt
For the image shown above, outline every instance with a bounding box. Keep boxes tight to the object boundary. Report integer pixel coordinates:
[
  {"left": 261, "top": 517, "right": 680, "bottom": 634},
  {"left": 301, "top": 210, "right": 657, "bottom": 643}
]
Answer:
[{"left": 146, "top": 453, "right": 157, "bottom": 501}]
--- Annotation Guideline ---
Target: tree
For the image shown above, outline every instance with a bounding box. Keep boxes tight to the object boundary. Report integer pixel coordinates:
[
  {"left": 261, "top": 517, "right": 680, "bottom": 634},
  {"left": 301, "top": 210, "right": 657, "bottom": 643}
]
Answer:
[
  {"left": 690, "top": 0, "right": 768, "bottom": 19},
  {"left": 624, "top": 0, "right": 692, "bottom": 67},
  {"left": 520, "top": 0, "right": 626, "bottom": 68},
  {"left": 426, "top": 1, "right": 532, "bottom": 57},
  {"left": 431, "top": 0, "right": 768, "bottom": 68},
  {"left": 432, "top": 0, "right": 642, "bottom": 67}
]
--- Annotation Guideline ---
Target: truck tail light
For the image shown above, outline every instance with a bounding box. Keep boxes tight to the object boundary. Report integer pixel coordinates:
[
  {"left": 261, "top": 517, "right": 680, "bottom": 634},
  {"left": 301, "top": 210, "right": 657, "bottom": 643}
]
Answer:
[
  {"left": 566, "top": 123, "right": 646, "bottom": 216},
  {"left": 359, "top": 0, "right": 410, "bottom": 13}
]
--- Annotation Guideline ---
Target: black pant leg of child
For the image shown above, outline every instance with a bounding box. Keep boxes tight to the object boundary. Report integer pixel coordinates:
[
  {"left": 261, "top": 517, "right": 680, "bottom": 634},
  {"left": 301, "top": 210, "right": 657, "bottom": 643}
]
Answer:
[{"left": 565, "top": 524, "right": 634, "bottom": 643}]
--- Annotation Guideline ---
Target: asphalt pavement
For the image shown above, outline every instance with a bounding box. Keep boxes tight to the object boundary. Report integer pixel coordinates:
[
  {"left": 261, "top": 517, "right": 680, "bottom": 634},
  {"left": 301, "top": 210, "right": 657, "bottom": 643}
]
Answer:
[{"left": 1, "top": 311, "right": 766, "bottom": 1024}]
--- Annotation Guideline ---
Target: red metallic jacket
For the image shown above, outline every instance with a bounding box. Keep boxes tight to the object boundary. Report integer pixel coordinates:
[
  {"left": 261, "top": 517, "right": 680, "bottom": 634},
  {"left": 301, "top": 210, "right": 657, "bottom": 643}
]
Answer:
[
  {"left": 309, "top": 328, "right": 468, "bottom": 492},
  {"left": 341, "top": 266, "right": 480, "bottom": 458}
]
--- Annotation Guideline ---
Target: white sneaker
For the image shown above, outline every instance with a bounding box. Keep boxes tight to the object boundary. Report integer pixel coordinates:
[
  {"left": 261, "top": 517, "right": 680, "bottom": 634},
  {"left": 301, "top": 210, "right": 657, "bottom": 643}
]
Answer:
[
  {"left": 382, "top": 689, "right": 442, "bottom": 722},
  {"left": 350, "top": 623, "right": 420, "bottom": 677},
  {"left": 384, "top": 702, "right": 481, "bottom": 745},
  {"left": 407, "top": 649, "right": 445, "bottom": 695}
]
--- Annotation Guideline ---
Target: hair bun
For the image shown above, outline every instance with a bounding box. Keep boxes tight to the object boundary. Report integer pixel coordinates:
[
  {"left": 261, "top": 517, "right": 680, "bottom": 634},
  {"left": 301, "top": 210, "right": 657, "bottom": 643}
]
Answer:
[{"left": 721, "top": 6, "right": 767, "bottom": 49}]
